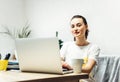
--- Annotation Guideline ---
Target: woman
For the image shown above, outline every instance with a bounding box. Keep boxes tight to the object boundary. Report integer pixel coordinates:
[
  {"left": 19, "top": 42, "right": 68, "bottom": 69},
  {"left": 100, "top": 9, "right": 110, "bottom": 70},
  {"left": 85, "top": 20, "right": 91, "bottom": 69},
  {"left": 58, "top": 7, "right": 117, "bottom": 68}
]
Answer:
[{"left": 60, "top": 15, "right": 100, "bottom": 82}]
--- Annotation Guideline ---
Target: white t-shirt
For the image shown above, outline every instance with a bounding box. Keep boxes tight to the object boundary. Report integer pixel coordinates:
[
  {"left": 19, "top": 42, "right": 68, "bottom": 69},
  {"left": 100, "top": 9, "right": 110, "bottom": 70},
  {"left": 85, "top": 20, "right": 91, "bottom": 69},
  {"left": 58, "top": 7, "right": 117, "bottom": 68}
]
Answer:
[{"left": 60, "top": 41, "right": 100, "bottom": 81}]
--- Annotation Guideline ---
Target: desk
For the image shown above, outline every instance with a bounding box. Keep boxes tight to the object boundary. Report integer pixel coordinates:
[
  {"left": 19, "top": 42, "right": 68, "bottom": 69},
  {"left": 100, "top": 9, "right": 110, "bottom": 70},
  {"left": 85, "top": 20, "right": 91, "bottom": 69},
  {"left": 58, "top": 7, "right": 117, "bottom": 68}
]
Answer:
[{"left": 0, "top": 71, "right": 88, "bottom": 82}]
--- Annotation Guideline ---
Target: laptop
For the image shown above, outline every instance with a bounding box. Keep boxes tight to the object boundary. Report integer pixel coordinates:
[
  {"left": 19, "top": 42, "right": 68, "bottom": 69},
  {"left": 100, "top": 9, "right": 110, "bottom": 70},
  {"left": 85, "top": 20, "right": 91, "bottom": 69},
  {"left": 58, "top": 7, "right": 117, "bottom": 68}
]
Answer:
[{"left": 15, "top": 37, "right": 73, "bottom": 74}]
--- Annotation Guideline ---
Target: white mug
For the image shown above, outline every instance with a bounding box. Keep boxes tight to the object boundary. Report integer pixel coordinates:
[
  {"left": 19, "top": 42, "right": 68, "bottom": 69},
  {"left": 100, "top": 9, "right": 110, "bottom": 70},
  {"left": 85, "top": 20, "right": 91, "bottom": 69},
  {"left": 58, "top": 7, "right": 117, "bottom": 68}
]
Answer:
[{"left": 71, "top": 59, "right": 83, "bottom": 73}]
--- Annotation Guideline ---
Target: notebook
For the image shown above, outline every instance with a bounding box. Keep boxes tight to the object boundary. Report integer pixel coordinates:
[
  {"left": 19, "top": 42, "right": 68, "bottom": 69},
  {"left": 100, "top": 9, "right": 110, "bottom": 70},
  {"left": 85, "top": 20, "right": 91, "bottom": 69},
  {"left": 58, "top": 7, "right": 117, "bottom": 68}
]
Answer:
[{"left": 15, "top": 37, "right": 73, "bottom": 74}]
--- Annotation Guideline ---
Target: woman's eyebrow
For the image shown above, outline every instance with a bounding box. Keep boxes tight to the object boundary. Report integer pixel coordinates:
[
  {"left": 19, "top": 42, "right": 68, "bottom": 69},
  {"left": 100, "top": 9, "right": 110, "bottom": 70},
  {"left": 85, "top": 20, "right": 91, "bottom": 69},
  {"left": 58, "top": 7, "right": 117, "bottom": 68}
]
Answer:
[{"left": 76, "top": 23, "right": 82, "bottom": 25}]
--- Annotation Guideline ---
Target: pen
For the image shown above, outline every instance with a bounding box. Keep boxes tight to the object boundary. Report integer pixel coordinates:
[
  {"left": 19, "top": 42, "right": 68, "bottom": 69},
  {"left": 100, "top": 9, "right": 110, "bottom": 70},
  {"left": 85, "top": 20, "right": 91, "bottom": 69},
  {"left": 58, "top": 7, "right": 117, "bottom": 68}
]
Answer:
[
  {"left": 0, "top": 53, "right": 1, "bottom": 60},
  {"left": 4, "top": 53, "right": 11, "bottom": 60}
]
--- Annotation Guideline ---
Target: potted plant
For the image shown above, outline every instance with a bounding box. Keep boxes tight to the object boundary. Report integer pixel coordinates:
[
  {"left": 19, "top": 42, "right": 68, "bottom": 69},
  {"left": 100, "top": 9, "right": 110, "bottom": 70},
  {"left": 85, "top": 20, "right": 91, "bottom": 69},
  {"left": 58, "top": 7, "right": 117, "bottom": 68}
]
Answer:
[
  {"left": 3, "top": 23, "right": 31, "bottom": 38},
  {"left": 56, "top": 31, "right": 63, "bottom": 49},
  {"left": 2, "top": 23, "right": 31, "bottom": 60}
]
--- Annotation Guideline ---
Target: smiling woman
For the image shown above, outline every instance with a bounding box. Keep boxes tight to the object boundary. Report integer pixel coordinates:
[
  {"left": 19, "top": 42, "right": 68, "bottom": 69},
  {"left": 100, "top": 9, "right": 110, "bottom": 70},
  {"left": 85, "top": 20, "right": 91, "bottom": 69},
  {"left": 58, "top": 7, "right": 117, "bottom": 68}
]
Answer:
[
  {"left": 60, "top": 15, "right": 100, "bottom": 82},
  {"left": 70, "top": 15, "right": 89, "bottom": 41}
]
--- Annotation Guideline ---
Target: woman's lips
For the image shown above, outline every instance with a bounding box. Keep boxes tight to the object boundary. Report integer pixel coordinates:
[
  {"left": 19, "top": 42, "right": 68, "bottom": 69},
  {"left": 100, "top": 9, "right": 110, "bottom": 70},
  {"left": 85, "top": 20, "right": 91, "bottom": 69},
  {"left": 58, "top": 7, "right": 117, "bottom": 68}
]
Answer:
[{"left": 74, "top": 31, "right": 80, "bottom": 34}]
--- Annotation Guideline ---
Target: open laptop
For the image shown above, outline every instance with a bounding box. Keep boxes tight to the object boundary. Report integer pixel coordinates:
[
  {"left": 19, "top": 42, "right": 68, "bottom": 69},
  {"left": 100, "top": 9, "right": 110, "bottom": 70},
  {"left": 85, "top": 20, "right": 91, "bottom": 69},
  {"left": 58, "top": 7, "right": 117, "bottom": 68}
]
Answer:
[{"left": 15, "top": 37, "right": 73, "bottom": 74}]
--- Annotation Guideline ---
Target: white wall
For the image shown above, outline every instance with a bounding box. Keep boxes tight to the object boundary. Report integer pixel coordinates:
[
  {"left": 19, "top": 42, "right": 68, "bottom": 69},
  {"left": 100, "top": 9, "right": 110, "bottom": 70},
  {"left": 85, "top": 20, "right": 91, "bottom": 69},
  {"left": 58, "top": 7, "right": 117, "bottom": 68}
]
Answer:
[
  {"left": 25, "top": 0, "right": 72, "bottom": 40},
  {"left": 25, "top": 0, "right": 120, "bottom": 55},
  {"left": 0, "top": 0, "right": 26, "bottom": 27},
  {"left": 0, "top": 0, "right": 26, "bottom": 57},
  {"left": 1, "top": 0, "right": 120, "bottom": 56}
]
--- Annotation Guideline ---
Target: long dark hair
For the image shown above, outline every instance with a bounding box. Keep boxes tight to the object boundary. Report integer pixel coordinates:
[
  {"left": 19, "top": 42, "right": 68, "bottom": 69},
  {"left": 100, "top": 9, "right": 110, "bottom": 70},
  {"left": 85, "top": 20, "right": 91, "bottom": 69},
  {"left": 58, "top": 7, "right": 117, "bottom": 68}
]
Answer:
[{"left": 71, "top": 15, "right": 89, "bottom": 40}]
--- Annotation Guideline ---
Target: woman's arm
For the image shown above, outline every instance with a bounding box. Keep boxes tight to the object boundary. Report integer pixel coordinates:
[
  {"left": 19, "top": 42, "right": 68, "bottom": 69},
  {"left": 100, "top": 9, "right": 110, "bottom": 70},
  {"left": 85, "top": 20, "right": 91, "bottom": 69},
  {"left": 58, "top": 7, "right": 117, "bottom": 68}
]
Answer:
[
  {"left": 62, "top": 58, "right": 96, "bottom": 73},
  {"left": 82, "top": 58, "right": 96, "bottom": 73}
]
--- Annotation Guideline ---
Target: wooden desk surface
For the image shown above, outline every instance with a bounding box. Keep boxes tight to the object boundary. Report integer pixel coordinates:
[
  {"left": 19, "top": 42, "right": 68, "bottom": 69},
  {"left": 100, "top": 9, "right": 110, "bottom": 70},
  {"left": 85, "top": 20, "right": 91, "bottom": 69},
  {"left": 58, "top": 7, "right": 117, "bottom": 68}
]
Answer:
[{"left": 0, "top": 70, "right": 88, "bottom": 82}]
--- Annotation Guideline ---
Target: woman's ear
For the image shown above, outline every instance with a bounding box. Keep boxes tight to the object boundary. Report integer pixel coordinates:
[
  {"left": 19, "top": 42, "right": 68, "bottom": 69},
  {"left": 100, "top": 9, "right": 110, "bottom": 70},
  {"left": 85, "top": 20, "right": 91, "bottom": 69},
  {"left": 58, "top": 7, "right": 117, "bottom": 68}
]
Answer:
[
  {"left": 86, "top": 25, "right": 88, "bottom": 29},
  {"left": 86, "top": 25, "right": 89, "bottom": 32}
]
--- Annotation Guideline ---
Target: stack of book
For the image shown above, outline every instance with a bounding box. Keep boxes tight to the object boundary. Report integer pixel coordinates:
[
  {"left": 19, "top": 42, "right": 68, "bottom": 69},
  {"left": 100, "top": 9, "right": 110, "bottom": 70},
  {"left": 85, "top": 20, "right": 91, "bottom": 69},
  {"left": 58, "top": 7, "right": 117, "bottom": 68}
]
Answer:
[{"left": 7, "top": 60, "right": 19, "bottom": 70}]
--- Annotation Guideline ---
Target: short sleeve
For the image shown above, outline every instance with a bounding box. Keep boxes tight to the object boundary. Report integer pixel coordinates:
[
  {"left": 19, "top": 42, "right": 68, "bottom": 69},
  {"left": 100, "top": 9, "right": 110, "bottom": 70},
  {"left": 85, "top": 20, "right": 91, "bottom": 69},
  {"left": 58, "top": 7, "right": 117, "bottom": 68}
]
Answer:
[
  {"left": 60, "top": 42, "right": 69, "bottom": 60},
  {"left": 89, "top": 45, "right": 100, "bottom": 64}
]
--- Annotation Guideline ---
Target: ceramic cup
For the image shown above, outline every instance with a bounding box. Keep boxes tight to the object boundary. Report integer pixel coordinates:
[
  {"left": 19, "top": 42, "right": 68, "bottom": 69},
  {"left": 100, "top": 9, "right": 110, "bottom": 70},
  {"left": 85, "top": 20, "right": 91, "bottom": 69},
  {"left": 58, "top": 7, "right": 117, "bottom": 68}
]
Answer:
[{"left": 71, "top": 59, "right": 83, "bottom": 73}]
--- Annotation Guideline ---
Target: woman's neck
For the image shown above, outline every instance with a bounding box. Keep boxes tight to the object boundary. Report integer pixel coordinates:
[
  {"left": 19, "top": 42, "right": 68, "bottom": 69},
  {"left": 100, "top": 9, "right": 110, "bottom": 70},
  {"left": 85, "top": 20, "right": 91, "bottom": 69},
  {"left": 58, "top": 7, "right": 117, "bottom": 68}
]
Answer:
[{"left": 75, "top": 37, "right": 89, "bottom": 46}]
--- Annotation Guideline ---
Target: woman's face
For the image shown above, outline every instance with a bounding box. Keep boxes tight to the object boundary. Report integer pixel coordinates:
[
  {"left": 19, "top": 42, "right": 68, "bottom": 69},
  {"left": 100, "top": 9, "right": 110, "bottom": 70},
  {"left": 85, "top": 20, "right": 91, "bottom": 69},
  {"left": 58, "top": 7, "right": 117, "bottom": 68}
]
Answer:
[{"left": 70, "top": 18, "right": 88, "bottom": 38}]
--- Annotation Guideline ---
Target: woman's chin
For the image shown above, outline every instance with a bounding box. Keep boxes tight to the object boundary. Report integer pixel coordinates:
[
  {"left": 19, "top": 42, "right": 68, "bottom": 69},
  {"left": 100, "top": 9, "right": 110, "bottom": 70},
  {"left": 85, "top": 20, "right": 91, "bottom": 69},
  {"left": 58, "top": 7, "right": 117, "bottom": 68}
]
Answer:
[
  {"left": 74, "top": 34, "right": 81, "bottom": 37},
  {"left": 74, "top": 35, "right": 83, "bottom": 38}
]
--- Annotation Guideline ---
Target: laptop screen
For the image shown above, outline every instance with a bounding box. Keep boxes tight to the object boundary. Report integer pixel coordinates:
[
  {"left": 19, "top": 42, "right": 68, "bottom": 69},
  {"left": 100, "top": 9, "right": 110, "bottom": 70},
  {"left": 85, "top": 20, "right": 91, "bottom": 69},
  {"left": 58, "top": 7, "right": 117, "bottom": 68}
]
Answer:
[{"left": 15, "top": 37, "right": 64, "bottom": 74}]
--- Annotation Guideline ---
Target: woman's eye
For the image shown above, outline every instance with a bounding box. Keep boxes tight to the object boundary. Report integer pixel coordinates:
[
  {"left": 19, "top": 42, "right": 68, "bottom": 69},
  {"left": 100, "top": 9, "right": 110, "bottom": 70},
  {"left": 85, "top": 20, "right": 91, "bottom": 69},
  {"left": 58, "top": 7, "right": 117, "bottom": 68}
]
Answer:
[{"left": 71, "top": 25, "right": 74, "bottom": 28}]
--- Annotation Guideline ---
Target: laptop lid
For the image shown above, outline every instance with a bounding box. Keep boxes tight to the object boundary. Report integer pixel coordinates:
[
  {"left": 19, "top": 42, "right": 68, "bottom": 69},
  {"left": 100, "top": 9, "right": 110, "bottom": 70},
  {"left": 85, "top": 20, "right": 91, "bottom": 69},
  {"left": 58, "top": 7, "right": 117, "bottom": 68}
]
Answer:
[{"left": 15, "top": 37, "right": 64, "bottom": 74}]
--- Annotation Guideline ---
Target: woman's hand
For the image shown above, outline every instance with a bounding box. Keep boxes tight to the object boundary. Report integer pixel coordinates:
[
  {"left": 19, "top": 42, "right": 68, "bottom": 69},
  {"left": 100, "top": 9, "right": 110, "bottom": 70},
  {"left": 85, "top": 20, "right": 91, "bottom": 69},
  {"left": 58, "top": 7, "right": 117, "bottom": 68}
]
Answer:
[{"left": 62, "top": 61, "right": 73, "bottom": 70}]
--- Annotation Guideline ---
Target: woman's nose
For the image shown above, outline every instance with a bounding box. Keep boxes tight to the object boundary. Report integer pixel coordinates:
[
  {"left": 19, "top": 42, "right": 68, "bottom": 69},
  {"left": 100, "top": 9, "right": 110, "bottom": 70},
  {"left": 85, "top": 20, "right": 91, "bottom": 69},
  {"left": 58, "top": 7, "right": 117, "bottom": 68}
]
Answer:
[{"left": 74, "top": 27, "right": 78, "bottom": 31}]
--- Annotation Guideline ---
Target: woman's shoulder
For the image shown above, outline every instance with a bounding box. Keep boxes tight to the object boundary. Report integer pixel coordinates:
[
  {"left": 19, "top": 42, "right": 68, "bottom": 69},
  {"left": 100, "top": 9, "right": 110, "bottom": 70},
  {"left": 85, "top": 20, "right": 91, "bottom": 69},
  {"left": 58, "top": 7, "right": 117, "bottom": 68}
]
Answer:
[
  {"left": 89, "top": 43, "right": 100, "bottom": 50},
  {"left": 88, "top": 43, "right": 100, "bottom": 56}
]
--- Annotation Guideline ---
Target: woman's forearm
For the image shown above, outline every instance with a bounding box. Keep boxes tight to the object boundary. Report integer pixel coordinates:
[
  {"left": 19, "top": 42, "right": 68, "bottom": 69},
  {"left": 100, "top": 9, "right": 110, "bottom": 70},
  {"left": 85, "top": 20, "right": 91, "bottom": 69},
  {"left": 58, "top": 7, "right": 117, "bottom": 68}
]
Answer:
[{"left": 82, "top": 59, "right": 96, "bottom": 74}]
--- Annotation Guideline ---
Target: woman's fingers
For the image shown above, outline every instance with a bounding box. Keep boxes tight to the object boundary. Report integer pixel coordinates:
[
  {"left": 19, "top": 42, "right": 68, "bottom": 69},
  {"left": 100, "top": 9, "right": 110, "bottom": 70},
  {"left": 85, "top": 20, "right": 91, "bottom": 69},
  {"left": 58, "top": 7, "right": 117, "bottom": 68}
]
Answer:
[{"left": 62, "top": 62, "right": 73, "bottom": 70}]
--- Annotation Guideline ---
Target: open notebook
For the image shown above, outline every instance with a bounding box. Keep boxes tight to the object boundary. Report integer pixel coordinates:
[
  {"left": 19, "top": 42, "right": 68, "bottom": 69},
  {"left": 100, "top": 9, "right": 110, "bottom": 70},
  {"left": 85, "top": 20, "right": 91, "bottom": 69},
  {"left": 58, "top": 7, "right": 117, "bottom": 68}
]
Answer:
[{"left": 15, "top": 37, "right": 73, "bottom": 74}]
